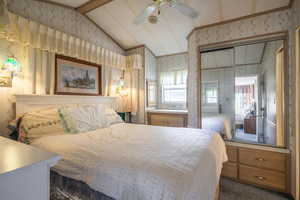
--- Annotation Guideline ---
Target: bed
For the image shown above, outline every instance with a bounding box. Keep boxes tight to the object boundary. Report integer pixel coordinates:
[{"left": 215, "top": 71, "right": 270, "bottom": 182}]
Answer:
[
  {"left": 202, "top": 113, "right": 232, "bottom": 140},
  {"left": 15, "top": 95, "right": 227, "bottom": 200}
]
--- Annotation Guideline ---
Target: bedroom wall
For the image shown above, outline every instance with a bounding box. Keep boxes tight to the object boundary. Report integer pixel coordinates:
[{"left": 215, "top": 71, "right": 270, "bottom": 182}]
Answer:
[
  {"left": 187, "top": 8, "right": 296, "bottom": 196},
  {"left": 7, "top": 0, "right": 124, "bottom": 55}
]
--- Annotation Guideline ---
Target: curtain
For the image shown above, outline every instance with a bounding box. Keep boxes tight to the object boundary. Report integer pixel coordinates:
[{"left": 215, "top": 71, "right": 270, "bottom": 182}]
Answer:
[{"left": 160, "top": 70, "right": 187, "bottom": 85}]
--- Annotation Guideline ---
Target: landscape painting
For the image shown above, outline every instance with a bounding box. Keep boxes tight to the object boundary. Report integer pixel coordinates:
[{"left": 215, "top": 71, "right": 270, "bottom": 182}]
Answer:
[{"left": 55, "top": 55, "right": 101, "bottom": 95}]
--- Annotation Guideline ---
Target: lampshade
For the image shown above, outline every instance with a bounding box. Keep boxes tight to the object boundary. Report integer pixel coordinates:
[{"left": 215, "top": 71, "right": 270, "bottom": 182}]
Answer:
[{"left": 2, "top": 56, "right": 20, "bottom": 73}]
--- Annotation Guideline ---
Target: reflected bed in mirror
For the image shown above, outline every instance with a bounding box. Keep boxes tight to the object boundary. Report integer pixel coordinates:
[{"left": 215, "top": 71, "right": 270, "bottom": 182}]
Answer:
[{"left": 200, "top": 33, "right": 287, "bottom": 148}]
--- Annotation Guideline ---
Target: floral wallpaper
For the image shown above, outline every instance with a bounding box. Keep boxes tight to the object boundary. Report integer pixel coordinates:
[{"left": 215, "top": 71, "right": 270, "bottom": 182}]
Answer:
[{"left": 7, "top": 0, "right": 124, "bottom": 55}]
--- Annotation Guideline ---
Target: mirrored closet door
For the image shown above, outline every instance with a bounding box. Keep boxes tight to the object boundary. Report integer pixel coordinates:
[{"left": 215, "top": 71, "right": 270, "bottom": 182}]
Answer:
[{"left": 200, "top": 39, "right": 286, "bottom": 147}]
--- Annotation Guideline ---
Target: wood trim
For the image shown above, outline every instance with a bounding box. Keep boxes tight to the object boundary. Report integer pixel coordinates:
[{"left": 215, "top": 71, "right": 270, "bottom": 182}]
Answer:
[
  {"left": 54, "top": 54, "right": 102, "bottom": 96},
  {"left": 157, "top": 51, "right": 188, "bottom": 58},
  {"left": 125, "top": 45, "right": 145, "bottom": 52},
  {"left": 187, "top": 1, "right": 292, "bottom": 39},
  {"left": 296, "top": 26, "right": 300, "bottom": 200},
  {"left": 76, "top": 0, "right": 114, "bottom": 14}
]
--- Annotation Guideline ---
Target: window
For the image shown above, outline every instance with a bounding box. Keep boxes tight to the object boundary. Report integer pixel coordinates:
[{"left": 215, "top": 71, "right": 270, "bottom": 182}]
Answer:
[
  {"left": 202, "top": 81, "right": 218, "bottom": 105},
  {"left": 160, "top": 70, "right": 187, "bottom": 105},
  {"left": 162, "top": 84, "right": 186, "bottom": 104}
]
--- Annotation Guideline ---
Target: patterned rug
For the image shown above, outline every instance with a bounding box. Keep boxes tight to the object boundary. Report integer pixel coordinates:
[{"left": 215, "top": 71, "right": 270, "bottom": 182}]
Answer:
[{"left": 50, "top": 178, "right": 292, "bottom": 200}]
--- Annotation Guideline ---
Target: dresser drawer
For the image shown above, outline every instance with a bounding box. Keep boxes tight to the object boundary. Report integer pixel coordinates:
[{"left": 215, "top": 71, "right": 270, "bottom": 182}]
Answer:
[
  {"left": 239, "top": 165, "right": 286, "bottom": 191},
  {"left": 226, "top": 146, "right": 238, "bottom": 162},
  {"left": 221, "top": 162, "right": 238, "bottom": 179},
  {"left": 148, "top": 113, "right": 187, "bottom": 127},
  {"left": 239, "top": 148, "right": 286, "bottom": 172}
]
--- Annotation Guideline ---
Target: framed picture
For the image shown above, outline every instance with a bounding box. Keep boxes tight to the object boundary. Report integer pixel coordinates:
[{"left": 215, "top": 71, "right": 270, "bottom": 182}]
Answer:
[
  {"left": 146, "top": 80, "right": 157, "bottom": 107},
  {"left": 55, "top": 55, "right": 101, "bottom": 96},
  {"left": 0, "top": 71, "right": 12, "bottom": 87}
]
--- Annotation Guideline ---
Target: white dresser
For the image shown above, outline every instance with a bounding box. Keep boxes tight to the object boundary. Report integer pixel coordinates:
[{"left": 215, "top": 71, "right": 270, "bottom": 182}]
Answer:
[{"left": 0, "top": 137, "right": 60, "bottom": 200}]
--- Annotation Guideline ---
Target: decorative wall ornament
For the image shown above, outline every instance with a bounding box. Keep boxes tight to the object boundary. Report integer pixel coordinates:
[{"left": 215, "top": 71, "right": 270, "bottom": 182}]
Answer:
[{"left": 0, "top": 70, "right": 12, "bottom": 87}]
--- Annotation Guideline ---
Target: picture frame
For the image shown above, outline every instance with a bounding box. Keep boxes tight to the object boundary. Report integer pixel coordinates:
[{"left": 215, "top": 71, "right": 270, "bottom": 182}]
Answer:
[
  {"left": 55, "top": 55, "right": 102, "bottom": 96},
  {"left": 146, "top": 80, "right": 157, "bottom": 107},
  {"left": 0, "top": 71, "right": 12, "bottom": 88}
]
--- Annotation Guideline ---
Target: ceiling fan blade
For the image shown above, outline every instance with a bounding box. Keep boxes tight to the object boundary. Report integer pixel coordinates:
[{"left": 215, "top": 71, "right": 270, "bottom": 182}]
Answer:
[
  {"left": 173, "top": 2, "right": 199, "bottom": 18},
  {"left": 133, "top": 3, "right": 156, "bottom": 25}
]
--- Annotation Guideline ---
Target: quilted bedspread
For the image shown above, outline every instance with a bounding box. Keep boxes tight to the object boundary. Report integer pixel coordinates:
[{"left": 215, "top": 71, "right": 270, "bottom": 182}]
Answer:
[{"left": 32, "top": 123, "right": 227, "bottom": 200}]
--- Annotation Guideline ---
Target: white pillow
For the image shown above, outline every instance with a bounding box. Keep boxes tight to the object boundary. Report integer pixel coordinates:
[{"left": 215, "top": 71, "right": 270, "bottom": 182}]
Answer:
[
  {"left": 59, "top": 105, "right": 107, "bottom": 133},
  {"left": 104, "top": 107, "right": 124, "bottom": 126}
]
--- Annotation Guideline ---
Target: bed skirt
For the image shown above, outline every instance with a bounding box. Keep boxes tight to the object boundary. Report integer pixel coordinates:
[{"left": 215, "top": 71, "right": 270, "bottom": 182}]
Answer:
[
  {"left": 50, "top": 171, "right": 115, "bottom": 200},
  {"left": 50, "top": 171, "right": 220, "bottom": 200}
]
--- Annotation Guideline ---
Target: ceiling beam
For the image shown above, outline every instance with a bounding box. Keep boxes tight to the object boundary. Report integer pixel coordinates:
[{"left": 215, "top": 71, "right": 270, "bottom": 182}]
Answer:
[{"left": 77, "top": 0, "right": 114, "bottom": 14}]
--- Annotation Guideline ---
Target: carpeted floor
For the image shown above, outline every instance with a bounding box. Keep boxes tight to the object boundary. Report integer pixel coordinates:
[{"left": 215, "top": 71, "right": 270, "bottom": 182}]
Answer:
[
  {"left": 220, "top": 178, "right": 292, "bottom": 200},
  {"left": 51, "top": 178, "right": 292, "bottom": 200}
]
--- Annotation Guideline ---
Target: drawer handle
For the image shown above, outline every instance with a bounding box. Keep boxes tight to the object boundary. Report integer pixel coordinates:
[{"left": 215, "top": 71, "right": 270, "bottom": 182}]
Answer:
[
  {"left": 255, "top": 176, "right": 266, "bottom": 181},
  {"left": 256, "top": 157, "right": 265, "bottom": 162}
]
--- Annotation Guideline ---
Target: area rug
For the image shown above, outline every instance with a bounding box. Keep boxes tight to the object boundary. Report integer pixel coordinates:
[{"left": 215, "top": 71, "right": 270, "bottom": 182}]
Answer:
[{"left": 50, "top": 178, "right": 292, "bottom": 200}]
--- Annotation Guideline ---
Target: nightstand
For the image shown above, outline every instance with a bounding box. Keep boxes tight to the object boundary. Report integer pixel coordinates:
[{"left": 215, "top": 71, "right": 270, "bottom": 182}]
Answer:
[
  {"left": 117, "top": 112, "right": 132, "bottom": 123},
  {"left": 0, "top": 137, "right": 60, "bottom": 200}
]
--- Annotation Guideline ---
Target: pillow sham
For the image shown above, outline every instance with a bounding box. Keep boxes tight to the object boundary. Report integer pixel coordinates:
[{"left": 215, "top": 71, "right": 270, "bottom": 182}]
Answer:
[
  {"left": 18, "top": 108, "right": 66, "bottom": 144},
  {"left": 59, "top": 105, "right": 107, "bottom": 134},
  {"left": 104, "top": 107, "right": 124, "bottom": 126}
]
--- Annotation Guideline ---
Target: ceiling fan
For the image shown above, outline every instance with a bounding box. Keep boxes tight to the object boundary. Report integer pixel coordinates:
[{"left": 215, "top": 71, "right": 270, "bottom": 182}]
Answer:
[{"left": 133, "top": 0, "right": 199, "bottom": 25}]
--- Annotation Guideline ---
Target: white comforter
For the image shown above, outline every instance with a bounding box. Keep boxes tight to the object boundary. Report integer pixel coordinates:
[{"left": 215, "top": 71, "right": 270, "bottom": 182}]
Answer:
[{"left": 32, "top": 123, "right": 227, "bottom": 200}]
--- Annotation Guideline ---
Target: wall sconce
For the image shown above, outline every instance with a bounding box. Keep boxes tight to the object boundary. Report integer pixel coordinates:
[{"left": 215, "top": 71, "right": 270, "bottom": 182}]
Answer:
[
  {"left": 2, "top": 56, "right": 21, "bottom": 75},
  {"left": 116, "top": 78, "right": 128, "bottom": 97},
  {"left": 0, "top": 55, "right": 20, "bottom": 87}
]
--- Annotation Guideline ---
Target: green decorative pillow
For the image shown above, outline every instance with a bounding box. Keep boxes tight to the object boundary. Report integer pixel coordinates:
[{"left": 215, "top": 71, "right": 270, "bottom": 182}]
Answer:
[{"left": 58, "top": 105, "right": 107, "bottom": 134}]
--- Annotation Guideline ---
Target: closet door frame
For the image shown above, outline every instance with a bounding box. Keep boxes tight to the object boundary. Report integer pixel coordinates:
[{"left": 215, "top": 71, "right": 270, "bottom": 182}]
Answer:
[
  {"left": 197, "top": 31, "right": 289, "bottom": 146},
  {"left": 295, "top": 26, "right": 300, "bottom": 200}
]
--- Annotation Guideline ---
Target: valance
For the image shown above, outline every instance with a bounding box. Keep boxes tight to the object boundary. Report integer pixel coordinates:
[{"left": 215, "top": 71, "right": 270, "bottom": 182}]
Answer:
[{"left": 0, "top": 9, "right": 142, "bottom": 70}]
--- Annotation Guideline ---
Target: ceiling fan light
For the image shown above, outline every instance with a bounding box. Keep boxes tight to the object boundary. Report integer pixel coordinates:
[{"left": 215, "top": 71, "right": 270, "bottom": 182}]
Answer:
[{"left": 148, "top": 15, "right": 158, "bottom": 24}]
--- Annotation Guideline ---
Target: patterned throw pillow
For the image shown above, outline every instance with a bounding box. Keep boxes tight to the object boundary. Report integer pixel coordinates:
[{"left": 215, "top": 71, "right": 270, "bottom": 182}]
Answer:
[
  {"left": 59, "top": 105, "right": 107, "bottom": 134},
  {"left": 18, "top": 108, "right": 66, "bottom": 144}
]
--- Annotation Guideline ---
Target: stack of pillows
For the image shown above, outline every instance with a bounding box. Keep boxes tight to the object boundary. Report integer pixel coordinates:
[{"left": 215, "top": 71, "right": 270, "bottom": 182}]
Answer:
[{"left": 9, "top": 105, "right": 124, "bottom": 144}]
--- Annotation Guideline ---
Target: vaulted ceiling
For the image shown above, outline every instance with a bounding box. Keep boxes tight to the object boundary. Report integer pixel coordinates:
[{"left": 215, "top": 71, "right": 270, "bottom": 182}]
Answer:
[{"left": 46, "top": 0, "right": 290, "bottom": 56}]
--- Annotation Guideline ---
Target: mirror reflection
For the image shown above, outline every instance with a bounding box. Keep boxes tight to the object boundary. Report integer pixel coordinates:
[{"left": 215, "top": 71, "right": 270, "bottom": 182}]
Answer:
[{"left": 201, "top": 39, "right": 285, "bottom": 147}]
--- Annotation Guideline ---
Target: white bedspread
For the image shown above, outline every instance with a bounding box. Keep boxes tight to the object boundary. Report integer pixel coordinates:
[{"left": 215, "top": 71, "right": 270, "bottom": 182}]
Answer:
[
  {"left": 32, "top": 123, "right": 227, "bottom": 200},
  {"left": 202, "top": 114, "right": 232, "bottom": 140}
]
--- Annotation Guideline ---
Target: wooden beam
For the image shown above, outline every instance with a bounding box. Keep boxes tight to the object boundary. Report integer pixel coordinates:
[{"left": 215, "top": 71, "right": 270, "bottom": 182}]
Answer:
[{"left": 77, "top": 0, "right": 114, "bottom": 14}]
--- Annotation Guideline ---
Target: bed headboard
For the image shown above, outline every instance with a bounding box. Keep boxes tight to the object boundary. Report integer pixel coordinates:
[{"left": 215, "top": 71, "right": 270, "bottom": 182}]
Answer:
[{"left": 15, "top": 95, "right": 117, "bottom": 115}]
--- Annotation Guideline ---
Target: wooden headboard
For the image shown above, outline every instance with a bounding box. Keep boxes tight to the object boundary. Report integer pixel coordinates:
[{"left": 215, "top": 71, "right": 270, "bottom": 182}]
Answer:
[{"left": 15, "top": 95, "right": 117, "bottom": 115}]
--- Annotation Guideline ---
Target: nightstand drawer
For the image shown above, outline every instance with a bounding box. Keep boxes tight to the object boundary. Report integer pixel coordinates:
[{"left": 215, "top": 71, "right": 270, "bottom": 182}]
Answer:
[
  {"left": 226, "top": 146, "right": 238, "bottom": 162},
  {"left": 221, "top": 162, "right": 237, "bottom": 179},
  {"left": 239, "top": 148, "right": 286, "bottom": 172},
  {"left": 239, "top": 165, "right": 286, "bottom": 191}
]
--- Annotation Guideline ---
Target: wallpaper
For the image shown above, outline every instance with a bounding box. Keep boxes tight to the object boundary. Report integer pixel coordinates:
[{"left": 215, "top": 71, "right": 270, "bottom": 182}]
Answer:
[{"left": 7, "top": 0, "right": 124, "bottom": 55}]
